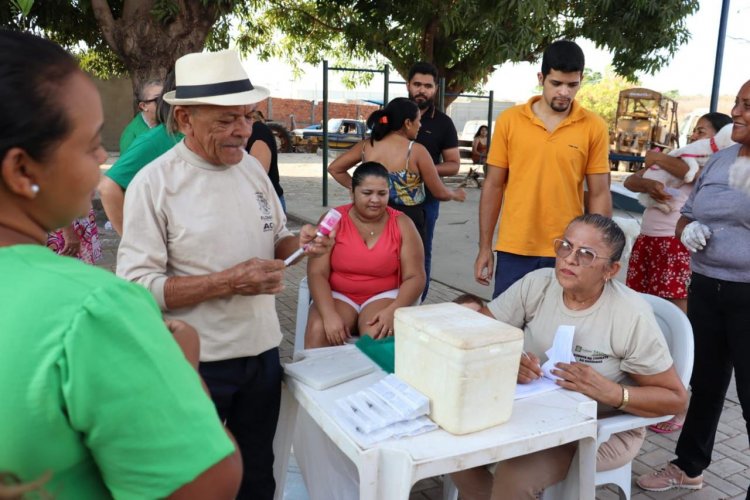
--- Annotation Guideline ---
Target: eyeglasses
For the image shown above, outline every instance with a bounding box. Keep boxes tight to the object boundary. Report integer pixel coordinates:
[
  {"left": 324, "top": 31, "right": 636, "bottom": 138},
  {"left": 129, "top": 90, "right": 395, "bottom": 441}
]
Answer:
[
  {"left": 553, "top": 239, "right": 611, "bottom": 267},
  {"left": 140, "top": 98, "right": 158, "bottom": 105}
]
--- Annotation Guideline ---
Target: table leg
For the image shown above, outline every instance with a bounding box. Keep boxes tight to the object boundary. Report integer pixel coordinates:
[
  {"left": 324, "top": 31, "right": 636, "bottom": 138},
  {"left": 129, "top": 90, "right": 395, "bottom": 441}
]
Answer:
[
  {"left": 273, "top": 382, "right": 299, "bottom": 500},
  {"left": 577, "top": 435, "right": 597, "bottom": 500}
]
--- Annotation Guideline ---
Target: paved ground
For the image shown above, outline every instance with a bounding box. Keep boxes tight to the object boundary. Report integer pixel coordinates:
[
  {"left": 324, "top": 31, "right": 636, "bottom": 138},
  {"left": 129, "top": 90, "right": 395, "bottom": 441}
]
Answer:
[{"left": 94, "top": 153, "right": 749, "bottom": 499}]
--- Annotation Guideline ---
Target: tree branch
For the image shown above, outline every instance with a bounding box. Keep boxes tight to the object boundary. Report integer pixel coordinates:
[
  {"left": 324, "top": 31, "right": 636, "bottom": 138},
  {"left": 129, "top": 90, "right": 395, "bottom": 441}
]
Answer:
[
  {"left": 121, "top": 0, "right": 153, "bottom": 20},
  {"left": 90, "top": 0, "right": 117, "bottom": 50},
  {"left": 266, "top": 0, "right": 346, "bottom": 33}
]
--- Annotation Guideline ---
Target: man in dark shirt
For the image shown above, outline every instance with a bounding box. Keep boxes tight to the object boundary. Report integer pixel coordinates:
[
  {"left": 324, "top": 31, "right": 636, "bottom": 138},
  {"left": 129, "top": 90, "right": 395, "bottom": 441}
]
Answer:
[{"left": 406, "top": 62, "right": 461, "bottom": 301}]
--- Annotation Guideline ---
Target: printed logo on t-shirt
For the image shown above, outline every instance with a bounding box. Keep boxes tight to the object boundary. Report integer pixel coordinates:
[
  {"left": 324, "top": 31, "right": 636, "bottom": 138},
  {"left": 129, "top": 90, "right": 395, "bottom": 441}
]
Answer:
[
  {"left": 256, "top": 192, "right": 274, "bottom": 232},
  {"left": 573, "top": 345, "right": 609, "bottom": 364}
]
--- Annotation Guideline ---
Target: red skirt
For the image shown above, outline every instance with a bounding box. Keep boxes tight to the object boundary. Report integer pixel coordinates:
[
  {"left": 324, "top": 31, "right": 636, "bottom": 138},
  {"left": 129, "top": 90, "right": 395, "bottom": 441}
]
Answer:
[{"left": 626, "top": 235, "right": 691, "bottom": 299}]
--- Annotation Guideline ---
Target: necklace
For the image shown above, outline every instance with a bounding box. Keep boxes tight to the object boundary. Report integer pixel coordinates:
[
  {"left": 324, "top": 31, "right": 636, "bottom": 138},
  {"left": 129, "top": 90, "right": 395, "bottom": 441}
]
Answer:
[{"left": 350, "top": 210, "right": 384, "bottom": 237}]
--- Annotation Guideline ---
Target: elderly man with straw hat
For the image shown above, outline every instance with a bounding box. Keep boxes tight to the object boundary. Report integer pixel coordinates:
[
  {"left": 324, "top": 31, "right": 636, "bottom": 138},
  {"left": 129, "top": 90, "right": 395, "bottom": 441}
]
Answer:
[{"left": 117, "top": 49, "right": 329, "bottom": 499}]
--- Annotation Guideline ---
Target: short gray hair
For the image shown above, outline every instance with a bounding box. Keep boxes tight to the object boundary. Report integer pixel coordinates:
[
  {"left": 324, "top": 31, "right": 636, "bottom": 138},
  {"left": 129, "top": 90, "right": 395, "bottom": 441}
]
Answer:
[{"left": 137, "top": 79, "right": 163, "bottom": 102}]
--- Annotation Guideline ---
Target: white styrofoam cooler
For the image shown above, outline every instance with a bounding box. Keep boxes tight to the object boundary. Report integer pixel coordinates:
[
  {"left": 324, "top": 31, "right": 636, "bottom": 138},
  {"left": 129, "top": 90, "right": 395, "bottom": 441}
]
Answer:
[{"left": 394, "top": 303, "right": 524, "bottom": 435}]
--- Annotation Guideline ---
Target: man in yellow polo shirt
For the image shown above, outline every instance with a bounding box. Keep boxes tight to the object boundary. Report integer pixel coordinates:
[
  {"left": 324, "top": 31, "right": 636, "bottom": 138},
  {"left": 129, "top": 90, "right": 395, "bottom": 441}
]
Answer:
[{"left": 475, "top": 40, "right": 612, "bottom": 298}]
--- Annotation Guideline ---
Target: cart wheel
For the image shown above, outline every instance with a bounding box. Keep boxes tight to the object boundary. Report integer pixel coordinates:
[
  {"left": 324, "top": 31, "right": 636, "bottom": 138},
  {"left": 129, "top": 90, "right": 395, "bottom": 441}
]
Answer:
[{"left": 267, "top": 123, "right": 293, "bottom": 153}]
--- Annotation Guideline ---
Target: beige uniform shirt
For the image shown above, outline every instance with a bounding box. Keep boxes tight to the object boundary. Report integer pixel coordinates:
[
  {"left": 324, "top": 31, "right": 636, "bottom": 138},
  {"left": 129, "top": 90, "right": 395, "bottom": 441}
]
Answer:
[
  {"left": 488, "top": 268, "right": 673, "bottom": 387},
  {"left": 117, "top": 141, "right": 292, "bottom": 361}
]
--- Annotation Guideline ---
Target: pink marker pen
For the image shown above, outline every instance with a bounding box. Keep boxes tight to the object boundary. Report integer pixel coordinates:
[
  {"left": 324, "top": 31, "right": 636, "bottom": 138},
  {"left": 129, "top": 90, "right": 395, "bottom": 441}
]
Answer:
[{"left": 283, "top": 209, "right": 342, "bottom": 266}]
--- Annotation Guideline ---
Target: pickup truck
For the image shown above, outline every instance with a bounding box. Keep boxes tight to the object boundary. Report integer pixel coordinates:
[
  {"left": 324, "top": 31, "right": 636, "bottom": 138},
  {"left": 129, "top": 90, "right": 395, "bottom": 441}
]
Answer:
[{"left": 292, "top": 119, "right": 369, "bottom": 153}]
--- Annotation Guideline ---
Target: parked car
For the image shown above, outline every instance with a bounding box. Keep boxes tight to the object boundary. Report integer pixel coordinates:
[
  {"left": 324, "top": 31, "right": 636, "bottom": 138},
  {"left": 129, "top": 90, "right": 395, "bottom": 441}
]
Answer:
[{"left": 292, "top": 119, "right": 368, "bottom": 153}]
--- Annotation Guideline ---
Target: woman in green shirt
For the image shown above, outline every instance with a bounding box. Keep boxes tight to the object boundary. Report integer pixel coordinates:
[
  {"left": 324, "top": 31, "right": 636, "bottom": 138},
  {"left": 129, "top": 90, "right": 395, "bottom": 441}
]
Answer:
[{"left": 0, "top": 30, "right": 241, "bottom": 499}]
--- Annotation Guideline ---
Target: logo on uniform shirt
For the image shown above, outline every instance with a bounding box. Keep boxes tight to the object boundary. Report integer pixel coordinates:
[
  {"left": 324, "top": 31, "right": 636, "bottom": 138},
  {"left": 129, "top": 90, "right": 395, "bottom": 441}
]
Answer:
[
  {"left": 573, "top": 345, "right": 609, "bottom": 364},
  {"left": 256, "top": 192, "right": 274, "bottom": 232}
]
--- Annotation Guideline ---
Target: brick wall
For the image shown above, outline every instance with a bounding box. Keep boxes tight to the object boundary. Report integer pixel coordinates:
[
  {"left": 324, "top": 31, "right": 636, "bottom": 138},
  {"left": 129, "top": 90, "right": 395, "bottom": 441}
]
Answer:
[
  {"left": 93, "top": 75, "right": 379, "bottom": 150},
  {"left": 255, "top": 97, "right": 379, "bottom": 129}
]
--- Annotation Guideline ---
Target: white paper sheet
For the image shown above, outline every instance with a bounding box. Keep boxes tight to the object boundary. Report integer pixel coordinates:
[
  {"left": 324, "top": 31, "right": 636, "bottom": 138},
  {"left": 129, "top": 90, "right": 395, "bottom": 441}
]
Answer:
[
  {"left": 334, "top": 374, "right": 436, "bottom": 447},
  {"left": 515, "top": 325, "right": 575, "bottom": 399}
]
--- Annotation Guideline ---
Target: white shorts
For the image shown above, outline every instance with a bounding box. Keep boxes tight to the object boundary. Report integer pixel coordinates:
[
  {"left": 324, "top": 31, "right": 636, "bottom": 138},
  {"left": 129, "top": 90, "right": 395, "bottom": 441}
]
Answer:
[{"left": 330, "top": 289, "right": 399, "bottom": 313}]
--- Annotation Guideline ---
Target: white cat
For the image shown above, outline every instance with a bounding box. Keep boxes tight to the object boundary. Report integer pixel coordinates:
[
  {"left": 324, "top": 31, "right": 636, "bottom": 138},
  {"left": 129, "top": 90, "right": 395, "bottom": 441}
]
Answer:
[{"left": 638, "top": 123, "right": 735, "bottom": 213}]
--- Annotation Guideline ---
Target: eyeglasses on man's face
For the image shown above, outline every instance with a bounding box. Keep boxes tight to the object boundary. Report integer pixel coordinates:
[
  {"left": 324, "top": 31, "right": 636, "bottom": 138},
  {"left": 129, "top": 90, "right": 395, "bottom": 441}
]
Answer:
[{"left": 553, "top": 238, "right": 611, "bottom": 267}]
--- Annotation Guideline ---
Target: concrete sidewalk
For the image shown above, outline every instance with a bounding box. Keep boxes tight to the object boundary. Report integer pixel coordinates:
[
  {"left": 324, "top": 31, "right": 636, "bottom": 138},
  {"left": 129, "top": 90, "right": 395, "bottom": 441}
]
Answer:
[{"left": 96, "top": 152, "right": 749, "bottom": 499}]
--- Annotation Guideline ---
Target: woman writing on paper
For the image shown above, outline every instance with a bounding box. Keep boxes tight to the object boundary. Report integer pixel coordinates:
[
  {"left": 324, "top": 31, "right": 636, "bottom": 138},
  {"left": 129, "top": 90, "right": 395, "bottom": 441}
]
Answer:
[{"left": 451, "top": 214, "right": 687, "bottom": 499}]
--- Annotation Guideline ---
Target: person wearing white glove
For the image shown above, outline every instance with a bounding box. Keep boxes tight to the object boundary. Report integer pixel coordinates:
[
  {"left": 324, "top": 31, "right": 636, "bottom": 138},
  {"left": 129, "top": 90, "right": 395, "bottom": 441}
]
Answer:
[
  {"left": 679, "top": 221, "right": 712, "bottom": 252},
  {"left": 638, "top": 79, "right": 750, "bottom": 496}
]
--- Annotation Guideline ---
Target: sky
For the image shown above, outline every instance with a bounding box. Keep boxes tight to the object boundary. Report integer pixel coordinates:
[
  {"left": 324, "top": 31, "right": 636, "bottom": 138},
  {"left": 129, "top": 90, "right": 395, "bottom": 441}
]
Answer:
[{"left": 243, "top": 0, "right": 750, "bottom": 103}]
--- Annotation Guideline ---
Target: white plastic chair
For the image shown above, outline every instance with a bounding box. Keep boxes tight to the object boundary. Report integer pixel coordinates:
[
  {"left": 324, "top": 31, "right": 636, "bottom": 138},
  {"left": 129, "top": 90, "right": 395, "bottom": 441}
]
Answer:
[
  {"left": 588, "top": 293, "right": 693, "bottom": 499},
  {"left": 443, "top": 293, "right": 694, "bottom": 500},
  {"left": 294, "top": 276, "right": 310, "bottom": 353}
]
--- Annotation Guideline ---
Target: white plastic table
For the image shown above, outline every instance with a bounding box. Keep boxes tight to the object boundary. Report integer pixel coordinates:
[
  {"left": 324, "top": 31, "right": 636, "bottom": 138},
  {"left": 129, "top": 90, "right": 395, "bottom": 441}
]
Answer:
[{"left": 283, "top": 347, "right": 598, "bottom": 500}]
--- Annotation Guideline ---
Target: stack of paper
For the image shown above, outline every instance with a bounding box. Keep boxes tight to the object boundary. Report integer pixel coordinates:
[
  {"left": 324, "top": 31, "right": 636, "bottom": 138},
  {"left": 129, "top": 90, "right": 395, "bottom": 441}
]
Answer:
[
  {"left": 285, "top": 346, "right": 376, "bottom": 390},
  {"left": 515, "top": 325, "right": 576, "bottom": 400},
  {"left": 541, "top": 325, "right": 576, "bottom": 380},
  {"left": 334, "top": 374, "right": 437, "bottom": 447}
]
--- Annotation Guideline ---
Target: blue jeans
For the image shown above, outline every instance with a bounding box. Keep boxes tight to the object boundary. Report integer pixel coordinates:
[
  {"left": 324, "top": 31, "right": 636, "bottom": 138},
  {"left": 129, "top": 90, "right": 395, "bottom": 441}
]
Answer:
[
  {"left": 421, "top": 197, "right": 439, "bottom": 302},
  {"left": 493, "top": 251, "right": 556, "bottom": 298},
  {"left": 199, "top": 348, "right": 282, "bottom": 500}
]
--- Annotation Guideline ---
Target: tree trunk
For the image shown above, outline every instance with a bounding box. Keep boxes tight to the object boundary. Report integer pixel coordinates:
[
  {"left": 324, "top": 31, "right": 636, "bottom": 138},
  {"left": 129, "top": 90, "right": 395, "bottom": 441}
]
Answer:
[{"left": 91, "top": 0, "right": 220, "bottom": 98}]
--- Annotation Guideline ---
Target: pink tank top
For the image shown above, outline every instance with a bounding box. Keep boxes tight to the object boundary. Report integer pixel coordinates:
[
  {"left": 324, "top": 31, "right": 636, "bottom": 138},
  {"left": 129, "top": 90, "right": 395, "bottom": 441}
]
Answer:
[{"left": 328, "top": 204, "right": 402, "bottom": 305}]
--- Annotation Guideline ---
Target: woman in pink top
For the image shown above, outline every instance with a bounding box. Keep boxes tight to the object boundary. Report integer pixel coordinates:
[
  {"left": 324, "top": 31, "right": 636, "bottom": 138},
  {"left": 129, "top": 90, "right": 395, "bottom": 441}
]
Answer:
[
  {"left": 305, "top": 162, "right": 425, "bottom": 348},
  {"left": 625, "top": 112, "right": 732, "bottom": 314}
]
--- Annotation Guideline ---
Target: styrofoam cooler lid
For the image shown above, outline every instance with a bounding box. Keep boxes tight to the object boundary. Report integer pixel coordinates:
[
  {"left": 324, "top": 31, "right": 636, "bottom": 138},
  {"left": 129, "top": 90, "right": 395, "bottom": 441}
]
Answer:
[{"left": 395, "top": 303, "right": 523, "bottom": 349}]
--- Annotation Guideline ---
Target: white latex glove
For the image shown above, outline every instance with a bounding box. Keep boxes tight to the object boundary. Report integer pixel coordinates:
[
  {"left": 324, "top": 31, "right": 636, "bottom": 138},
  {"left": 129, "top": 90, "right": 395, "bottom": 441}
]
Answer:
[
  {"left": 729, "top": 157, "right": 750, "bottom": 196},
  {"left": 681, "top": 221, "right": 712, "bottom": 252}
]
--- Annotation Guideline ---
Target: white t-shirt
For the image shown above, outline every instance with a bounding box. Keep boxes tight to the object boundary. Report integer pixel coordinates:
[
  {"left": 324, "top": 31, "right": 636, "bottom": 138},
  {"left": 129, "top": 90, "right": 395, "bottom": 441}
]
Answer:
[
  {"left": 117, "top": 141, "right": 293, "bottom": 361},
  {"left": 487, "top": 268, "right": 672, "bottom": 387}
]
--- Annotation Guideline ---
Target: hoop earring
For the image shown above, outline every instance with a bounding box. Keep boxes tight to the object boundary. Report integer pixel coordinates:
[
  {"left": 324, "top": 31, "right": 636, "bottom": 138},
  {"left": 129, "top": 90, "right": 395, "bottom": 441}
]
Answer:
[{"left": 30, "top": 184, "right": 40, "bottom": 197}]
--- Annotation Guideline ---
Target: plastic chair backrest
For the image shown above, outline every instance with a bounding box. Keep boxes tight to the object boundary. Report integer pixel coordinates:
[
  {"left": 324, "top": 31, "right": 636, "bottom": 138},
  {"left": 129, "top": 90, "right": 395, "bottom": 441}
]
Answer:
[
  {"left": 294, "top": 277, "right": 310, "bottom": 353},
  {"left": 639, "top": 293, "right": 693, "bottom": 387}
]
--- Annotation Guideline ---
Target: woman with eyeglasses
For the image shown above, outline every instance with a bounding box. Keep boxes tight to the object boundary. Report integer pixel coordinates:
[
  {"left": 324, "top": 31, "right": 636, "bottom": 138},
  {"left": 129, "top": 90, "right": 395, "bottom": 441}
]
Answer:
[{"left": 451, "top": 213, "right": 687, "bottom": 499}]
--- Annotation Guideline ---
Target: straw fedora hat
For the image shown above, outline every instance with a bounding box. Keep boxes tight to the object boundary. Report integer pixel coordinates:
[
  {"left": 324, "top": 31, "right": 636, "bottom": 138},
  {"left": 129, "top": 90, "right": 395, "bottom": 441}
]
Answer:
[{"left": 163, "top": 49, "right": 269, "bottom": 106}]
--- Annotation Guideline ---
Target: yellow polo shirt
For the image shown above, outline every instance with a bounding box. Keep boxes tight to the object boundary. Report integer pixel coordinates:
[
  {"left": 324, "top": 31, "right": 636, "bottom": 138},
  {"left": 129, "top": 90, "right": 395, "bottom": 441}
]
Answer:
[{"left": 487, "top": 96, "right": 610, "bottom": 256}]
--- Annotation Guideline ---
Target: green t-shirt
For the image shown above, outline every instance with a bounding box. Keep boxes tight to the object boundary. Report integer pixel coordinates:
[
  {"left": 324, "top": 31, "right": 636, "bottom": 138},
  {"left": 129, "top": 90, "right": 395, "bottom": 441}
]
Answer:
[
  {"left": 119, "top": 113, "right": 151, "bottom": 153},
  {"left": 108, "top": 124, "right": 184, "bottom": 189},
  {"left": 0, "top": 245, "right": 234, "bottom": 499}
]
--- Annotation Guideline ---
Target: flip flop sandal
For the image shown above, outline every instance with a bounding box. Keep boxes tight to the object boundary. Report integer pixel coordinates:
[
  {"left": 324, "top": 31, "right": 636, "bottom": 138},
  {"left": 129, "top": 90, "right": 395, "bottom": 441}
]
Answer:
[{"left": 649, "top": 420, "right": 683, "bottom": 434}]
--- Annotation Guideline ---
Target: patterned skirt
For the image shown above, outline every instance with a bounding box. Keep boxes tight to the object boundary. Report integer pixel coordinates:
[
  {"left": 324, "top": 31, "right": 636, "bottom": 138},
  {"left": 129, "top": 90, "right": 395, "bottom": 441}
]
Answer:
[{"left": 46, "top": 208, "right": 102, "bottom": 264}]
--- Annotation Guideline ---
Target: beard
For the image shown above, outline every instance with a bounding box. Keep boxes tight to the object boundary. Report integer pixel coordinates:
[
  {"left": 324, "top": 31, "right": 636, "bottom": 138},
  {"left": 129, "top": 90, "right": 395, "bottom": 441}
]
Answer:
[
  {"left": 549, "top": 97, "right": 571, "bottom": 113},
  {"left": 409, "top": 92, "right": 434, "bottom": 110}
]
